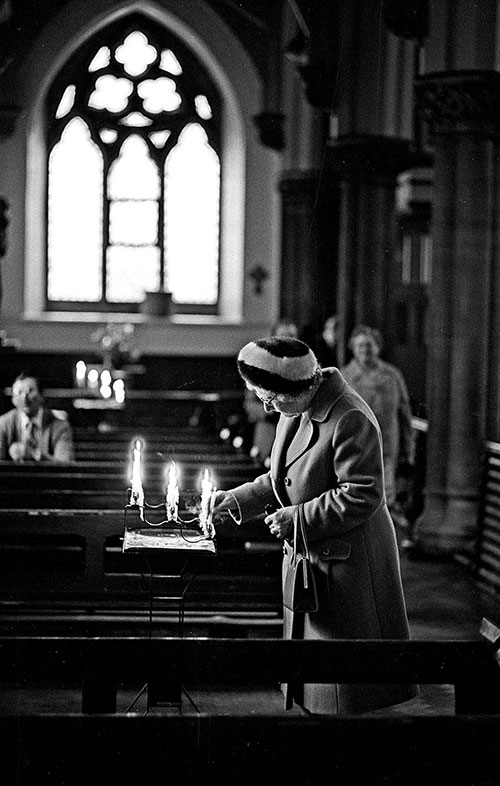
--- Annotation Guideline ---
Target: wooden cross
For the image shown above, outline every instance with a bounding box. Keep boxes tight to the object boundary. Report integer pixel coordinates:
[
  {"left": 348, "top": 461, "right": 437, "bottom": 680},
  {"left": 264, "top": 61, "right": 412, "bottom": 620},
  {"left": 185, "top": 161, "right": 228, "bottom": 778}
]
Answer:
[{"left": 249, "top": 265, "right": 269, "bottom": 295}]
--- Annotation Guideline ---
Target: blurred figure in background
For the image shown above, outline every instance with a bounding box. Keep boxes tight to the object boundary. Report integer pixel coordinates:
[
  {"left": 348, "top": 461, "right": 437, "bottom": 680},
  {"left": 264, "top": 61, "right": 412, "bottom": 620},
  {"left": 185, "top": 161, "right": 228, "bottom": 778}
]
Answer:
[
  {"left": 341, "top": 326, "right": 415, "bottom": 534},
  {"left": 0, "top": 372, "right": 75, "bottom": 462},
  {"left": 315, "top": 314, "right": 342, "bottom": 368},
  {"left": 243, "top": 319, "right": 299, "bottom": 466}
]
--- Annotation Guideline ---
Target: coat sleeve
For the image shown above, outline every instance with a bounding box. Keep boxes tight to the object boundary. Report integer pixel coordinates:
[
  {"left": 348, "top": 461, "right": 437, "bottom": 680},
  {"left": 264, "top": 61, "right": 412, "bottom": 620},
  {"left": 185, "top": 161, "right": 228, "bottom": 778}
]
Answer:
[
  {"left": 303, "top": 408, "right": 388, "bottom": 538},
  {"left": 219, "top": 471, "right": 278, "bottom": 523}
]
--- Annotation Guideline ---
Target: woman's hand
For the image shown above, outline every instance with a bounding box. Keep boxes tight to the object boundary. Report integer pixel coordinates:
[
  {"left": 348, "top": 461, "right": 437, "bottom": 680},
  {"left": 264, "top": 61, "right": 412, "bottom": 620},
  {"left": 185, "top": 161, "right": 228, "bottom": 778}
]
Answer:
[
  {"left": 264, "top": 505, "right": 294, "bottom": 540},
  {"left": 212, "top": 490, "right": 238, "bottom": 522},
  {"left": 212, "top": 490, "right": 227, "bottom": 508}
]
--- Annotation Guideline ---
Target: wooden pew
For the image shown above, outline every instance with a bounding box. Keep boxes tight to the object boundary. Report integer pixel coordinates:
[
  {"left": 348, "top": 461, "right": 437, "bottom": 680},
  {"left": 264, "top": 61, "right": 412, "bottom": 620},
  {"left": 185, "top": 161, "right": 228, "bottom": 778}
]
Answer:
[
  {"left": 43, "top": 388, "right": 245, "bottom": 432},
  {"left": 0, "top": 507, "right": 282, "bottom": 635},
  {"left": 0, "top": 420, "right": 275, "bottom": 632},
  {"left": 0, "top": 460, "right": 258, "bottom": 483},
  {"left": 71, "top": 427, "right": 233, "bottom": 447},
  {"left": 3, "top": 714, "right": 500, "bottom": 786},
  {"left": 0, "top": 454, "right": 260, "bottom": 508},
  {"left": 2, "top": 629, "right": 500, "bottom": 713},
  {"left": 73, "top": 445, "right": 251, "bottom": 460},
  {"left": 2, "top": 714, "right": 500, "bottom": 786},
  {"left": 1, "top": 630, "right": 500, "bottom": 785},
  {"left": 0, "top": 474, "right": 258, "bottom": 508}
]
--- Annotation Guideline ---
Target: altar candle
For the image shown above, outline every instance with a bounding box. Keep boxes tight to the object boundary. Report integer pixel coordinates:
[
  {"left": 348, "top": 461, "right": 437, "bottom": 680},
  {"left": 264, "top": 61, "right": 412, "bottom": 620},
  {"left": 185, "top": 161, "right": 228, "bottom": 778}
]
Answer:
[
  {"left": 166, "top": 461, "right": 179, "bottom": 521},
  {"left": 200, "top": 467, "right": 216, "bottom": 537},
  {"left": 130, "top": 439, "right": 144, "bottom": 507}
]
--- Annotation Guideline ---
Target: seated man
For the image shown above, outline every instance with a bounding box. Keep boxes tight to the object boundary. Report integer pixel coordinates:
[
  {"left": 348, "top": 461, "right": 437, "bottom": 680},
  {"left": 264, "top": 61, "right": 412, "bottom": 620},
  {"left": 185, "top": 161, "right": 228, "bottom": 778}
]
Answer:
[{"left": 0, "top": 372, "right": 75, "bottom": 462}]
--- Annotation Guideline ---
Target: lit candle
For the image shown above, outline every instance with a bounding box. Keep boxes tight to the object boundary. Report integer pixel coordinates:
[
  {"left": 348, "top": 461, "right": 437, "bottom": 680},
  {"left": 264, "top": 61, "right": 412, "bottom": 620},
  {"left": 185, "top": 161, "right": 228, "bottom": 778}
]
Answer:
[
  {"left": 99, "top": 369, "right": 112, "bottom": 400},
  {"left": 200, "top": 467, "right": 216, "bottom": 538},
  {"left": 75, "top": 360, "right": 87, "bottom": 388},
  {"left": 130, "top": 439, "right": 144, "bottom": 508},
  {"left": 166, "top": 461, "right": 179, "bottom": 521},
  {"left": 113, "top": 379, "right": 125, "bottom": 403},
  {"left": 87, "top": 368, "right": 99, "bottom": 389}
]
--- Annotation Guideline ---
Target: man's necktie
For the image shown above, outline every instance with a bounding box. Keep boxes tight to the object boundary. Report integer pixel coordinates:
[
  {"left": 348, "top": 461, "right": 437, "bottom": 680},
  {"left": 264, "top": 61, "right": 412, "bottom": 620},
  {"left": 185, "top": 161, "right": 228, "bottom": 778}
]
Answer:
[{"left": 25, "top": 420, "right": 39, "bottom": 458}]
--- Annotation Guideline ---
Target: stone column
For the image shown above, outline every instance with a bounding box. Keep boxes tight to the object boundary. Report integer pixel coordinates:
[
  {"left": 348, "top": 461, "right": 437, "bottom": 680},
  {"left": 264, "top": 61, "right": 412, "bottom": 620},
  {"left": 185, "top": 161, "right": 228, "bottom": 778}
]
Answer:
[
  {"left": 327, "top": 135, "right": 415, "bottom": 364},
  {"left": 278, "top": 169, "right": 339, "bottom": 331},
  {"left": 414, "top": 71, "right": 500, "bottom": 556}
]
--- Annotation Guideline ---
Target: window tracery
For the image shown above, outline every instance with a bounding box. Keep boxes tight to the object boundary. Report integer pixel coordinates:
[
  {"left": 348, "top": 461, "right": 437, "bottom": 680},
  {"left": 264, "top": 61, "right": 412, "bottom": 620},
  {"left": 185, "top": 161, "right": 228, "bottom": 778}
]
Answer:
[{"left": 47, "top": 15, "right": 221, "bottom": 313}]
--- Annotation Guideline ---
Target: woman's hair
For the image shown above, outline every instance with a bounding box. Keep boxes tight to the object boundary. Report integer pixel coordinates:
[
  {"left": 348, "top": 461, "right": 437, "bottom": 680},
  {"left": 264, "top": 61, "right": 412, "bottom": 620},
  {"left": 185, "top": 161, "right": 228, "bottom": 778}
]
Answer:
[{"left": 348, "top": 325, "right": 383, "bottom": 351}]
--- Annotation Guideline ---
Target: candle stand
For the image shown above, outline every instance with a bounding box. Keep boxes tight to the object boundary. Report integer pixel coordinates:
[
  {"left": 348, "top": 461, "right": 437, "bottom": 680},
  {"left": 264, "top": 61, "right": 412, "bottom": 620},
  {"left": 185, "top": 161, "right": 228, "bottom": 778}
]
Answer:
[{"left": 122, "top": 474, "right": 218, "bottom": 711}]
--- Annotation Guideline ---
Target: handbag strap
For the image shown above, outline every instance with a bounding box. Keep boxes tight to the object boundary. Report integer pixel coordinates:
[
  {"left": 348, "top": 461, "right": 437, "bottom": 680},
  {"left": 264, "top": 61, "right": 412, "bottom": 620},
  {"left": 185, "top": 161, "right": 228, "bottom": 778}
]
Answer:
[{"left": 293, "top": 503, "right": 311, "bottom": 560}]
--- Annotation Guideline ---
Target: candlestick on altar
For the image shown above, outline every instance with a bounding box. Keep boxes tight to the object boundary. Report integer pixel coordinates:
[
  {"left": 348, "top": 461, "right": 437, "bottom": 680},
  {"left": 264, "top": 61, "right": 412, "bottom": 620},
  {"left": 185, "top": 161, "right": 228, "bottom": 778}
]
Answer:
[
  {"left": 130, "top": 438, "right": 145, "bottom": 511},
  {"left": 199, "top": 467, "right": 216, "bottom": 538},
  {"left": 166, "top": 461, "right": 179, "bottom": 521}
]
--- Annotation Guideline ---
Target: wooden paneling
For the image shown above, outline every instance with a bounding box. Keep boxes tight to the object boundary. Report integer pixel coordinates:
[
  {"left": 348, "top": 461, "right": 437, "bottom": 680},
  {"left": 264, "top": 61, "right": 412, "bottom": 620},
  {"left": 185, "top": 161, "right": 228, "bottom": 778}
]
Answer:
[{"left": 475, "top": 441, "right": 500, "bottom": 596}]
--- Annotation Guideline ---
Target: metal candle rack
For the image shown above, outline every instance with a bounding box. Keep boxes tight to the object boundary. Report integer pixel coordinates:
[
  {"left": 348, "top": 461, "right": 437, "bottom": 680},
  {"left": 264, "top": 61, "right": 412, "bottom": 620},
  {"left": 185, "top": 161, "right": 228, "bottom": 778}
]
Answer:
[{"left": 125, "top": 439, "right": 217, "bottom": 540}]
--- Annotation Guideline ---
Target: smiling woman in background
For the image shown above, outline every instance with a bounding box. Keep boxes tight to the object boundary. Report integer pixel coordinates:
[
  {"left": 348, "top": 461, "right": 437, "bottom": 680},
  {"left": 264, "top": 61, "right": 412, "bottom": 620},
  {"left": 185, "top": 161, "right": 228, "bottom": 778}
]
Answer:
[{"left": 341, "top": 325, "right": 415, "bottom": 530}]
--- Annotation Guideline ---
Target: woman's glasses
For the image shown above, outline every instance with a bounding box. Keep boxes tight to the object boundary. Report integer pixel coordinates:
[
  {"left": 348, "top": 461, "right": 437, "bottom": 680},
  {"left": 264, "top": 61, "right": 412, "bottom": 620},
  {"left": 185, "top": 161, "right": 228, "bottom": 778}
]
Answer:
[{"left": 255, "top": 391, "right": 279, "bottom": 408}]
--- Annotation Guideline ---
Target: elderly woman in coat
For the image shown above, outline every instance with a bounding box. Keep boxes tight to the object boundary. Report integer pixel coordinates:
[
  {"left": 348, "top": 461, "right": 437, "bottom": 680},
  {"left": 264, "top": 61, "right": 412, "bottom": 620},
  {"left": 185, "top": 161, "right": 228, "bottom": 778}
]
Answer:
[
  {"left": 213, "top": 336, "right": 417, "bottom": 715},
  {"left": 341, "top": 325, "right": 415, "bottom": 522}
]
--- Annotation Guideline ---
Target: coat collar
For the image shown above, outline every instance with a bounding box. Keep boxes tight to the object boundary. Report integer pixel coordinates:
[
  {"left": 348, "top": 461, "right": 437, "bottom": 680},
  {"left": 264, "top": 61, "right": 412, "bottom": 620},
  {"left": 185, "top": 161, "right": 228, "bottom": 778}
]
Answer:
[
  {"left": 308, "top": 368, "right": 347, "bottom": 422},
  {"left": 272, "top": 369, "right": 347, "bottom": 469}
]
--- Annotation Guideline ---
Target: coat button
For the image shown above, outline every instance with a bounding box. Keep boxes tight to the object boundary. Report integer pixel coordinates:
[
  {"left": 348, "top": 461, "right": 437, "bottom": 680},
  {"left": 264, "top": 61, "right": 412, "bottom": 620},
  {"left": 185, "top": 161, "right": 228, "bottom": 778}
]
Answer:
[
  {"left": 322, "top": 547, "right": 330, "bottom": 556},
  {"left": 284, "top": 477, "right": 291, "bottom": 486}
]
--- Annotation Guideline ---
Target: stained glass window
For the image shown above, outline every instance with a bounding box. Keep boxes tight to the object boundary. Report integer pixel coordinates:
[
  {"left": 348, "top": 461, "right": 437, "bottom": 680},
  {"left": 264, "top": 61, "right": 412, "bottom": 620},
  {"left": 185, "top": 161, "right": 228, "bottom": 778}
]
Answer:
[{"left": 46, "top": 14, "right": 221, "bottom": 313}]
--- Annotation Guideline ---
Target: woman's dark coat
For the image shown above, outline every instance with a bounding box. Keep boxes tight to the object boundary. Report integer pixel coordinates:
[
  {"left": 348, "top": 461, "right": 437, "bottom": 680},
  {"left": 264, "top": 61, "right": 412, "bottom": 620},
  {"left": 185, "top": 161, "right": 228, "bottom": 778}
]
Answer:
[{"left": 228, "top": 368, "right": 417, "bottom": 714}]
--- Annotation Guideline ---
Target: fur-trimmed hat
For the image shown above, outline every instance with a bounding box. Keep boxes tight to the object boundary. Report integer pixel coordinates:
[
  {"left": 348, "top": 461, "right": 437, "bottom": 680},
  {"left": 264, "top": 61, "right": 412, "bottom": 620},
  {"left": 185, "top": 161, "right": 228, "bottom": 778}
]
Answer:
[{"left": 237, "top": 337, "right": 319, "bottom": 395}]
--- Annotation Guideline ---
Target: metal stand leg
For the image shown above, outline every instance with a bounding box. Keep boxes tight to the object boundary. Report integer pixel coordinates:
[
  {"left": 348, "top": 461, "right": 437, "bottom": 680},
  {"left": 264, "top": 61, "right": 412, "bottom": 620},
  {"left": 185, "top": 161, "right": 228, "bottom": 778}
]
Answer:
[{"left": 144, "top": 557, "right": 195, "bottom": 712}]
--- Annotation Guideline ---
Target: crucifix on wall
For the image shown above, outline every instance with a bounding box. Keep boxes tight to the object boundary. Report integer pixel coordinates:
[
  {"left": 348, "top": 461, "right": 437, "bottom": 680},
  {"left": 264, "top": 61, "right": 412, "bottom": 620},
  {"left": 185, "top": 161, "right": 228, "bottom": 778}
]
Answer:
[{"left": 248, "top": 264, "right": 269, "bottom": 295}]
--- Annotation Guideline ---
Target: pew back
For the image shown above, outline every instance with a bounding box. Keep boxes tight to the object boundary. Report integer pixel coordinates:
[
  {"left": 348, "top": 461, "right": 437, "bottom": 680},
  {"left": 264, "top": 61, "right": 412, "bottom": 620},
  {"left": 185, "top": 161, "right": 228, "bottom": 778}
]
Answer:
[
  {"left": 0, "top": 509, "right": 282, "bottom": 626},
  {"left": 2, "top": 713, "right": 500, "bottom": 786},
  {"left": 2, "top": 632, "right": 500, "bottom": 785}
]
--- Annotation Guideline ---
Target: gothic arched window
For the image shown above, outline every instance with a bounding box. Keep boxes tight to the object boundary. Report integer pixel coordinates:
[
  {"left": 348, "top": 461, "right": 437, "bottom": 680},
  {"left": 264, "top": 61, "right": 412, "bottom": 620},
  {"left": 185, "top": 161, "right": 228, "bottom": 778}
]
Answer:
[{"left": 46, "top": 14, "right": 221, "bottom": 314}]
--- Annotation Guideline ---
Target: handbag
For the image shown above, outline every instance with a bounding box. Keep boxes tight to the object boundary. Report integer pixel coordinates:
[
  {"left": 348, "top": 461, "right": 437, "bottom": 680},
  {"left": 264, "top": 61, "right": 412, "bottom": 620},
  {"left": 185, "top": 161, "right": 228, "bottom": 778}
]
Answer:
[{"left": 283, "top": 503, "right": 318, "bottom": 613}]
